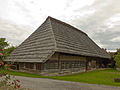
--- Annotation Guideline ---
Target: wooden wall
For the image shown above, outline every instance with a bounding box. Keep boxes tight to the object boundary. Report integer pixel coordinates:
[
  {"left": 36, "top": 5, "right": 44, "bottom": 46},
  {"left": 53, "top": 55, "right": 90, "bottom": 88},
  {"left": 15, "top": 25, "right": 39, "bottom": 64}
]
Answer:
[
  {"left": 42, "top": 52, "right": 87, "bottom": 74},
  {"left": 18, "top": 62, "right": 43, "bottom": 74},
  {"left": 49, "top": 52, "right": 86, "bottom": 61},
  {"left": 15, "top": 52, "right": 106, "bottom": 75}
]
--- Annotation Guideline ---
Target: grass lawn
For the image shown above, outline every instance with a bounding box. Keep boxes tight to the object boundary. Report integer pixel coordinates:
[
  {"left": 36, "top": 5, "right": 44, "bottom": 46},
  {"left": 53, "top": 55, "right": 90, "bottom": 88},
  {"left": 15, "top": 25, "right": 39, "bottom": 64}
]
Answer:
[{"left": 7, "top": 69, "right": 120, "bottom": 86}]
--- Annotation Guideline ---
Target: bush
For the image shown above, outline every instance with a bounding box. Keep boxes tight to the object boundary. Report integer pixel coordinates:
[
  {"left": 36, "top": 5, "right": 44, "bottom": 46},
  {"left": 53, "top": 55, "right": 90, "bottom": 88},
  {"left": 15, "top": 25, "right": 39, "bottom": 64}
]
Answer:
[{"left": 0, "top": 62, "right": 22, "bottom": 89}]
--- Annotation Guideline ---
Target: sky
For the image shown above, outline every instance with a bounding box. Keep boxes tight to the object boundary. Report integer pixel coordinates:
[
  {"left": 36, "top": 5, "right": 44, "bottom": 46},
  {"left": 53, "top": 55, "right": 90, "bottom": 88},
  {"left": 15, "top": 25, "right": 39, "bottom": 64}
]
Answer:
[{"left": 0, "top": 0, "right": 120, "bottom": 52}]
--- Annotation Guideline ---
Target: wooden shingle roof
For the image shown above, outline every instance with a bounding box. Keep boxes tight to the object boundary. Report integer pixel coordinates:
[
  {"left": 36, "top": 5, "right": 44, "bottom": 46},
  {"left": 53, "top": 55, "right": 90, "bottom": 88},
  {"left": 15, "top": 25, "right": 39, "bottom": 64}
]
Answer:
[{"left": 5, "top": 16, "right": 110, "bottom": 62}]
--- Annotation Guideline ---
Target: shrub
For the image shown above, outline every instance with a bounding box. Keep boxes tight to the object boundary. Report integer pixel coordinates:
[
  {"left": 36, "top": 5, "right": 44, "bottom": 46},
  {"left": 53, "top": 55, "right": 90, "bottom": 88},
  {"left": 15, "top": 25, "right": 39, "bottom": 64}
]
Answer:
[{"left": 0, "top": 62, "right": 22, "bottom": 89}]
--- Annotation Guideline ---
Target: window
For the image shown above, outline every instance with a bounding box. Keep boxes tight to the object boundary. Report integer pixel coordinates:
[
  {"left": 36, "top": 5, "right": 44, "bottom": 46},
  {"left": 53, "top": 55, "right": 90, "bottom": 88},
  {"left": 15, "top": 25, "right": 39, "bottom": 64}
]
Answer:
[
  {"left": 25, "top": 63, "right": 34, "bottom": 69},
  {"left": 72, "top": 61, "right": 85, "bottom": 68},
  {"left": 61, "top": 61, "right": 69, "bottom": 69},
  {"left": 25, "top": 63, "right": 29, "bottom": 68},
  {"left": 29, "top": 63, "right": 34, "bottom": 69},
  {"left": 44, "top": 63, "right": 48, "bottom": 70},
  {"left": 49, "top": 61, "right": 58, "bottom": 69},
  {"left": 80, "top": 61, "right": 85, "bottom": 67}
]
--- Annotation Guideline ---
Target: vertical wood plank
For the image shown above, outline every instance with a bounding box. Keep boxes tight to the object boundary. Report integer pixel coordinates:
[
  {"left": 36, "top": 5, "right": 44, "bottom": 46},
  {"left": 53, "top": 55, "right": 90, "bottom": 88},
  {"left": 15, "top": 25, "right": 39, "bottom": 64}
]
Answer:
[{"left": 58, "top": 53, "right": 61, "bottom": 72}]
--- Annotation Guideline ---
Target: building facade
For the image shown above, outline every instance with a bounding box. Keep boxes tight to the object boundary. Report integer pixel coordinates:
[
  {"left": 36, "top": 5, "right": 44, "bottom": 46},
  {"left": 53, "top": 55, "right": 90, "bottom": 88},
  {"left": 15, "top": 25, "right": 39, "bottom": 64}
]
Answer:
[{"left": 5, "top": 16, "right": 111, "bottom": 75}]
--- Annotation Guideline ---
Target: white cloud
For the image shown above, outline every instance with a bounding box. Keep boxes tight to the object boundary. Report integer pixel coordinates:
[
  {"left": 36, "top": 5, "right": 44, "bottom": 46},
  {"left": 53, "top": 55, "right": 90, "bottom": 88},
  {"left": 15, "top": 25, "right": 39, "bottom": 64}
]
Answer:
[
  {"left": 0, "top": 18, "right": 33, "bottom": 46},
  {"left": 106, "top": 14, "right": 120, "bottom": 28},
  {"left": 0, "top": 0, "right": 96, "bottom": 28},
  {"left": 111, "top": 36, "right": 120, "bottom": 42}
]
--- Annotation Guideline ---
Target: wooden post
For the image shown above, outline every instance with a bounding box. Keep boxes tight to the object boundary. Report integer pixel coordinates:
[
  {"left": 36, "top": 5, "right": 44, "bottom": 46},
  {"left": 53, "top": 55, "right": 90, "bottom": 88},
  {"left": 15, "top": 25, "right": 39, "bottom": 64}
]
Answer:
[
  {"left": 41, "top": 63, "right": 44, "bottom": 70},
  {"left": 70, "top": 61, "right": 72, "bottom": 72},
  {"left": 48, "top": 60, "right": 50, "bottom": 72},
  {"left": 39, "top": 63, "right": 42, "bottom": 73},
  {"left": 86, "top": 58, "right": 88, "bottom": 71},
  {"left": 33, "top": 63, "right": 36, "bottom": 70},
  {"left": 16, "top": 62, "right": 19, "bottom": 70},
  {"left": 58, "top": 53, "right": 61, "bottom": 72}
]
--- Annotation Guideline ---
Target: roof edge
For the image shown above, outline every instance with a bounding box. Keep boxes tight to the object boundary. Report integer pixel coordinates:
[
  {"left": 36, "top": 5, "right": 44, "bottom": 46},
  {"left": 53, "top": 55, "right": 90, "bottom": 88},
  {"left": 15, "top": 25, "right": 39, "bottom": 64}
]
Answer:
[{"left": 43, "top": 51, "right": 55, "bottom": 63}]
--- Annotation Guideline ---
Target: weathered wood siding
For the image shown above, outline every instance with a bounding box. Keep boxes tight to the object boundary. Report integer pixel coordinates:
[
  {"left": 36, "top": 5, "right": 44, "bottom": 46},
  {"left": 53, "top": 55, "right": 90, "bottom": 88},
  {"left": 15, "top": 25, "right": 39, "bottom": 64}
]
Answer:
[
  {"left": 49, "top": 52, "right": 86, "bottom": 61},
  {"left": 13, "top": 52, "right": 106, "bottom": 75},
  {"left": 18, "top": 62, "right": 43, "bottom": 74},
  {"left": 41, "top": 52, "right": 86, "bottom": 74}
]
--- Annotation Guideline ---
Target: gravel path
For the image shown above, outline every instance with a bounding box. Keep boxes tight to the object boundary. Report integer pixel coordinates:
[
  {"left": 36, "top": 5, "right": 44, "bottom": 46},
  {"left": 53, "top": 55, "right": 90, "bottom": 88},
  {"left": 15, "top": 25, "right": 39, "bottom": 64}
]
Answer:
[{"left": 16, "top": 76, "right": 120, "bottom": 90}]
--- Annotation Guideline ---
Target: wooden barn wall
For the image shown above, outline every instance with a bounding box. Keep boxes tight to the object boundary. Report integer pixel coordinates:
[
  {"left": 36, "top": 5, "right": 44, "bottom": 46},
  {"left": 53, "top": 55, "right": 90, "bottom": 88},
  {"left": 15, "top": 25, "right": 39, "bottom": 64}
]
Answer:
[
  {"left": 41, "top": 52, "right": 87, "bottom": 74},
  {"left": 49, "top": 52, "right": 86, "bottom": 61},
  {"left": 18, "top": 62, "right": 43, "bottom": 74},
  {"left": 14, "top": 52, "right": 107, "bottom": 75}
]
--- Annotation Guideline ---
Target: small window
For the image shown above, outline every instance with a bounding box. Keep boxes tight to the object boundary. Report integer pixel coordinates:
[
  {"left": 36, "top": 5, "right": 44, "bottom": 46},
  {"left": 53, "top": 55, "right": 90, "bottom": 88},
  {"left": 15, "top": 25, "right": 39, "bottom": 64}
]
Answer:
[
  {"left": 49, "top": 61, "right": 58, "bottom": 69},
  {"left": 61, "top": 61, "right": 69, "bottom": 69},
  {"left": 29, "top": 63, "right": 34, "bottom": 69}
]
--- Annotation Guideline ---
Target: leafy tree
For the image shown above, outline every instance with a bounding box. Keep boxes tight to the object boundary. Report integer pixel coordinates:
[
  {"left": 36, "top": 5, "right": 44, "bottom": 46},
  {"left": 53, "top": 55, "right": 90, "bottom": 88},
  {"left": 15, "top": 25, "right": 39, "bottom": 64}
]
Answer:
[
  {"left": 114, "top": 52, "right": 120, "bottom": 68},
  {"left": 114, "top": 49, "right": 120, "bottom": 68},
  {"left": 5, "top": 46, "right": 16, "bottom": 53},
  {"left": 0, "top": 38, "right": 9, "bottom": 49},
  {"left": 0, "top": 38, "right": 16, "bottom": 60},
  {"left": 4, "top": 46, "right": 16, "bottom": 57},
  {"left": 0, "top": 38, "right": 21, "bottom": 89},
  {"left": 0, "top": 38, "right": 8, "bottom": 60},
  {"left": 117, "top": 49, "right": 120, "bottom": 53}
]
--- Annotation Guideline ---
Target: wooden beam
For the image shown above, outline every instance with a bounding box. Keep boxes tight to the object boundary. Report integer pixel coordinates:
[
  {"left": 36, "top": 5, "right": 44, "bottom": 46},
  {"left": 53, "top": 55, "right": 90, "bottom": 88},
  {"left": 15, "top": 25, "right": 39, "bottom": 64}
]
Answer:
[
  {"left": 33, "top": 63, "right": 36, "bottom": 70},
  {"left": 58, "top": 53, "right": 61, "bottom": 72},
  {"left": 70, "top": 61, "right": 72, "bottom": 68},
  {"left": 41, "top": 63, "right": 44, "bottom": 70},
  {"left": 86, "top": 57, "right": 88, "bottom": 71}
]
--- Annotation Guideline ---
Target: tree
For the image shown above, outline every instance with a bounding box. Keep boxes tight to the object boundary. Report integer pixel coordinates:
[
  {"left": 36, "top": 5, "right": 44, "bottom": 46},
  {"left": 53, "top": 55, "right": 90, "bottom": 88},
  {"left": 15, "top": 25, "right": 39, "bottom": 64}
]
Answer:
[
  {"left": 114, "top": 49, "right": 120, "bottom": 68},
  {"left": 0, "top": 38, "right": 16, "bottom": 60},
  {"left": 0, "top": 38, "right": 22, "bottom": 89},
  {"left": 117, "top": 49, "right": 120, "bottom": 53},
  {"left": 4, "top": 46, "right": 16, "bottom": 57},
  {"left": 0, "top": 38, "right": 9, "bottom": 49}
]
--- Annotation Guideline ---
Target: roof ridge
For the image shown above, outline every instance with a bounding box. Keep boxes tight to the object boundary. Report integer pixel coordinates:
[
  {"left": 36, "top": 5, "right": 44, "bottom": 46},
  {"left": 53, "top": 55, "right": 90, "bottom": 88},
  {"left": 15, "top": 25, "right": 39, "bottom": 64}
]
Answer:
[
  {"left": 48, "top": 17, "right": 57, "bottom": 51},
  {"left": 47, "top": 16, "right": 88, "bottom": 36}
]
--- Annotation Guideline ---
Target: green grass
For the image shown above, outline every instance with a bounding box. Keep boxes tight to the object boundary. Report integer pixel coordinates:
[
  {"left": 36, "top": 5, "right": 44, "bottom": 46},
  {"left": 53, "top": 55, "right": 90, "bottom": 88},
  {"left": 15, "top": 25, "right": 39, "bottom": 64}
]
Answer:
[
  {"left": 7, "top": 69, "right": 120, "bottom": 86},
  {"left": 7, "top": 71, "right": 47, "bottom": 78}
]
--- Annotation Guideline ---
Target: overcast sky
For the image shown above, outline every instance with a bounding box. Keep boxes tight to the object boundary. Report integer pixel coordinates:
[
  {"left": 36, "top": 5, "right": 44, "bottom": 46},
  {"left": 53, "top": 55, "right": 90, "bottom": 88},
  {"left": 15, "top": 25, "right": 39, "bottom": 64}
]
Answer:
[{"left": 0, "top": 0, "right": 120, "bottom": 51}]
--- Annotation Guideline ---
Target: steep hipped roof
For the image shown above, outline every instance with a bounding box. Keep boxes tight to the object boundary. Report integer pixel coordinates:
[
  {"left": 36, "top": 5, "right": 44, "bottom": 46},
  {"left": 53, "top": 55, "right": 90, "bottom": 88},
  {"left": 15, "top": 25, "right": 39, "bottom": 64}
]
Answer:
[{"left": 5, "top": 16, "right": 110, "bottom": 62}]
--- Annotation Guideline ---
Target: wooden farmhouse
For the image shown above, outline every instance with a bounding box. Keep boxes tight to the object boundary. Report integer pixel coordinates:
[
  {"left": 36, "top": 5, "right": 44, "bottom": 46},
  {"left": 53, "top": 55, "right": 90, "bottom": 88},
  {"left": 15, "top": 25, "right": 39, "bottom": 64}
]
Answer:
[{"left": 5, "top": 16, "right": 111, "bottom": 75}]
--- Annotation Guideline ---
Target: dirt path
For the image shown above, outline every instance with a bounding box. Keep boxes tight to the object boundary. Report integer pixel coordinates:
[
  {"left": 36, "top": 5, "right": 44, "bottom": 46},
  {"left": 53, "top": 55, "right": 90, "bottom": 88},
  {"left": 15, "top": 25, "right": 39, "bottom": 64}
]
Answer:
[{"left": 16, "top": 76, "right": 120, "bottom": 90}]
